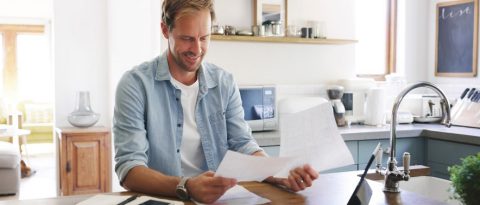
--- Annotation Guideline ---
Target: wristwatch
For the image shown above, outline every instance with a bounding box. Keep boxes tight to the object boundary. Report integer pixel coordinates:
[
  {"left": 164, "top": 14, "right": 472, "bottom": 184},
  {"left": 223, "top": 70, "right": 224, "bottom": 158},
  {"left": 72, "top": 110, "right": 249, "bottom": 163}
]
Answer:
[{"left": 175, "top": 176, "right": 191, "bottom": 200}]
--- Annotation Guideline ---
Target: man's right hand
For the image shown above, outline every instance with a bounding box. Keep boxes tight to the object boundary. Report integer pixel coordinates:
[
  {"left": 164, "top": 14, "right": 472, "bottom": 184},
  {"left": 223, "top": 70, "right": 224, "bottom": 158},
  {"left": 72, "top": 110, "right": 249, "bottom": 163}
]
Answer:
[{"left": 186, "top": 171, "right": 237, "bottom": 203}]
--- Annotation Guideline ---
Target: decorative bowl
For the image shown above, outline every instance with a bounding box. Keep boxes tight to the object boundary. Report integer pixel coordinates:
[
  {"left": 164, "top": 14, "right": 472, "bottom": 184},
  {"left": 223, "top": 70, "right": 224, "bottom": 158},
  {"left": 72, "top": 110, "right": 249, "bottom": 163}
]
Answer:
[{"left": 68, "top": 112, "right": 100, "bottom": 128}]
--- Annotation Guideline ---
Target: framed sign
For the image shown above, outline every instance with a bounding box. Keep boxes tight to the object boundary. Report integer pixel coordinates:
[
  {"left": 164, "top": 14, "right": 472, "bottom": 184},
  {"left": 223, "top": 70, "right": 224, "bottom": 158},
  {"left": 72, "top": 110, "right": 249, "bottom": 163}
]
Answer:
[
  {"left": 435, "top": 0, "right": 478, "bottom": 77},
  {"left": 253, "top": 0, "right": 288, "bottom": 29}
]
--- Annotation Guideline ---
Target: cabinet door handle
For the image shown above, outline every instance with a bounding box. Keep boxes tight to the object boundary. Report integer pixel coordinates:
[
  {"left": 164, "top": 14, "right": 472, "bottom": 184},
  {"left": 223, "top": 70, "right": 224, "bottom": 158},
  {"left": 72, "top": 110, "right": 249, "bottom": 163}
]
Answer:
[{"left": 66, "top": 161, "right": 71, "bottom": 173}]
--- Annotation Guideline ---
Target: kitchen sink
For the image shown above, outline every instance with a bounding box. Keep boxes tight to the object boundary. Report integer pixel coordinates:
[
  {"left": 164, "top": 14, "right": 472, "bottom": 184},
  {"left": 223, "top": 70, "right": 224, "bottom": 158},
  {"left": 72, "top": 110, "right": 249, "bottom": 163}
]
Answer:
[{"left": 374, "top": 176, "right": 461, "bottom": 205}]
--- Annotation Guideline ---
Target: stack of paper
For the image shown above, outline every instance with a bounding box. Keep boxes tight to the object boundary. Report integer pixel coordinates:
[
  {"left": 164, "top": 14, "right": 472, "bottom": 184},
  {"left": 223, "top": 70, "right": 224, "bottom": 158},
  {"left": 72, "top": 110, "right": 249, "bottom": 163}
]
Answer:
[{"left": 276, "top": 97, "right": 355, "bottom": 177}]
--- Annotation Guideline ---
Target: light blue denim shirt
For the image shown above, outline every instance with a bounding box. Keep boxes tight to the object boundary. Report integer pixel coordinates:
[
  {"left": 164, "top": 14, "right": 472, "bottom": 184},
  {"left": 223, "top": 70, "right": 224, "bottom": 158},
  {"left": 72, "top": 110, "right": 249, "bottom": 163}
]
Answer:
[{"left": 113, "top": 52, "right": 263, "bottom": 182}]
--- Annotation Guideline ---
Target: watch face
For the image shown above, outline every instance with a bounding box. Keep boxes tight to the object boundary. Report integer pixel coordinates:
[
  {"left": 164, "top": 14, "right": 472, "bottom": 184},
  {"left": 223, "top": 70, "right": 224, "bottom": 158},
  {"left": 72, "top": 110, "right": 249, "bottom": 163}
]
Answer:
[{"left": 176, "top": 187, "right": 189, "bottom": 200}]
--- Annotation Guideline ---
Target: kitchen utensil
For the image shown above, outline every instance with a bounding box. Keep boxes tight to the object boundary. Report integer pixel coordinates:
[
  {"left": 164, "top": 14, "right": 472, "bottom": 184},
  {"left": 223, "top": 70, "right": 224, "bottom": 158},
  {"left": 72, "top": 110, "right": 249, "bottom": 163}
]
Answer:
[
  {"left": 450, "top": 88, "right": 470, "bottom": 116},
  {"left": 236, "top": 30, "right": 253, "bottom": 36},
  {"left": 453, "top": 91, "right": 480, "bottom": 128},
  {"left": 211, "top": 25, "right": 224, "bottom": 35},
  {"left": 452, "top": 88, "right": 476, "bottom": 121},
  {"left": 224, "top": 25, "right": 236, "bottom": 35},
  {"left": 327, "top": 85, "right": 346, "bottom": 126}
]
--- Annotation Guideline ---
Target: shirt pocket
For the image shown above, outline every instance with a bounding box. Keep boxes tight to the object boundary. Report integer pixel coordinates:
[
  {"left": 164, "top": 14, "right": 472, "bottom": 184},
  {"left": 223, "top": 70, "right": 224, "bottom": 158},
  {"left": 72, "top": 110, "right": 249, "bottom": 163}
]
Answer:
[{"left": 208, "top": 110, "right": 228, "bottom": 145}]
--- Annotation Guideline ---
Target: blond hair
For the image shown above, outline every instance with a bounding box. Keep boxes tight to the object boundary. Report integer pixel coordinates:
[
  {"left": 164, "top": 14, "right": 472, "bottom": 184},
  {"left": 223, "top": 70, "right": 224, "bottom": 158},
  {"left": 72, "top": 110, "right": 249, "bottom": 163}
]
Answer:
[{"left": 162, "top": 0, "right": 216, "bottom": 30}]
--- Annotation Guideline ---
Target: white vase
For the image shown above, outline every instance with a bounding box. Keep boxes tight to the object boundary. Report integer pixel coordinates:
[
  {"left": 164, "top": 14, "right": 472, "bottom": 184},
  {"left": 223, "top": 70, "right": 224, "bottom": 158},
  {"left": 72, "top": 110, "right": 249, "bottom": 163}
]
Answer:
[{"left": 67, "top": 91, "right": 100, "bottom": 127}]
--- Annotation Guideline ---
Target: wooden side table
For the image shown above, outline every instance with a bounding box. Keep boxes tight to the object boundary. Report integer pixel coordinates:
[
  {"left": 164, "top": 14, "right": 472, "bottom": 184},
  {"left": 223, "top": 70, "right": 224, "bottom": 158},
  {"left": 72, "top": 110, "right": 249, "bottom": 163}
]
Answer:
[{"left": 55, "top": 127, "right": 111, "bottom": 196}]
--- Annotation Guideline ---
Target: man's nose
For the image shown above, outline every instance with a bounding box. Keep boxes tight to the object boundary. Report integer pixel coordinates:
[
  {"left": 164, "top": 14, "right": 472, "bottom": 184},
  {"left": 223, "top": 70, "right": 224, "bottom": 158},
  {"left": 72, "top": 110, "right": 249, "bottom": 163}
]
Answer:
[{"left": 190, "top": 39, "right": 202, "bottom": 55}]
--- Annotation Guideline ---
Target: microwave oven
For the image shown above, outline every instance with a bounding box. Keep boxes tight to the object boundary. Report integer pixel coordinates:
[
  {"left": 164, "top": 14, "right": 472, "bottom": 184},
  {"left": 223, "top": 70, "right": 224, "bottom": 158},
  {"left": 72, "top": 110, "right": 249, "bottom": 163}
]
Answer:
[{"left": 239, "top": 85, "right": 277, "bottom": 131}]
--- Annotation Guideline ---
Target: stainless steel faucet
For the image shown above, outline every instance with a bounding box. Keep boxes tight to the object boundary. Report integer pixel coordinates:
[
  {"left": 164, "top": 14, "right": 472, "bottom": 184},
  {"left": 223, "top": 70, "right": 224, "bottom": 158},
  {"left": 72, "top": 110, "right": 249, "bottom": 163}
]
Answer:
[{"left": 376, "top": 81, "right": 451, "bottom": 192}]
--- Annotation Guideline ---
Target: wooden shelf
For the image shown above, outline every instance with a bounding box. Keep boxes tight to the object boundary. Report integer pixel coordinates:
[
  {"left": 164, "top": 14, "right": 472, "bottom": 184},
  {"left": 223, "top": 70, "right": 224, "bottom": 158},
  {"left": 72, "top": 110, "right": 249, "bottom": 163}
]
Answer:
[{"left": 210, "top": 35, "right": 357, "bottom": 45}]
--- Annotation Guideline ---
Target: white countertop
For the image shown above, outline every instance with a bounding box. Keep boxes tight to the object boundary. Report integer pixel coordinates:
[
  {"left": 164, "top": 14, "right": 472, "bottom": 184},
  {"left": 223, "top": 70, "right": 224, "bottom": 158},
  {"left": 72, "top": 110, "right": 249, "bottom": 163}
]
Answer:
[{"left": 253, "top": 123, "right": 480, "bottom": 147}]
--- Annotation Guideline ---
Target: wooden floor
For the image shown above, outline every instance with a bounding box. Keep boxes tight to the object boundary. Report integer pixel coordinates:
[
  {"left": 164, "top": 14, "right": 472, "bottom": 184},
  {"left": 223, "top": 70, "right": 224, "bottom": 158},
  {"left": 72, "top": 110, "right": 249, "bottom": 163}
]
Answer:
[{"left": 0, "top": 143, "right": 125, "bottom": 201}]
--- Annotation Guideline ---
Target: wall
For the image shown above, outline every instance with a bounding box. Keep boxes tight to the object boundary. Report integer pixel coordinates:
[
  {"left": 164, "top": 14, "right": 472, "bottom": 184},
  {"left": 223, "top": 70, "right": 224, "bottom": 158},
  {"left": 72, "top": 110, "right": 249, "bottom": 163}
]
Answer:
[
  {"left": 0, "top": 0, "right": 52, "bottom": 19},
  {"left": 427, "top": 0, "right": 480, "bottom": 87},
  {"left": 107, "top": 0, "right": 161, "bottom": 124},
  {"left": 160, "top": 0, "right": 357, "bottom": 85},
  {"left": 53, "top": 0, "right": 473, "bottom": 128},
  {"left": 399, "top": 0, "right": 429, "bottom": 83},
  {"left": 53, "top": 0, "right": 109, "bottom": 127}
]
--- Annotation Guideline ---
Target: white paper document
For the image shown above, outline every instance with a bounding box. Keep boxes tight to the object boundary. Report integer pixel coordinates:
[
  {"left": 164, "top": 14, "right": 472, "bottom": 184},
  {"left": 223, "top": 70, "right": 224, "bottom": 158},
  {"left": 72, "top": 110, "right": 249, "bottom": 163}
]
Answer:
[
  {"left": 195, "top": 185, "right": 270, "bottom": 205},
  {"left": 215, "top": 150, "right": 295, "bottom": 182},
  {"left": 76, "top": 194, "right": 183, "bottom": 205},
  {"left": 276, "top": 97, "right": 355, "bottom": 177}
]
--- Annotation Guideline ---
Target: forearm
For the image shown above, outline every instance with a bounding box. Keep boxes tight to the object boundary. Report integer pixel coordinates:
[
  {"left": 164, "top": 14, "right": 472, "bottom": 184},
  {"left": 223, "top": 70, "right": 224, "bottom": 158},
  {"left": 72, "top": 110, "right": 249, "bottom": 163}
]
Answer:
[{"left": 122, "top": 166, "right": 180, "bottom": 197}]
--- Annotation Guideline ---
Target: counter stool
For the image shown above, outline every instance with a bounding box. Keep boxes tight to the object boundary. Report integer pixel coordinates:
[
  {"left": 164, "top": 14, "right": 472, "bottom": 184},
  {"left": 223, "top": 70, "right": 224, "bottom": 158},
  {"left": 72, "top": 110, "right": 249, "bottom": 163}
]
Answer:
[{"left": 0, "top": 141, "right": 21, "bottom": 195}]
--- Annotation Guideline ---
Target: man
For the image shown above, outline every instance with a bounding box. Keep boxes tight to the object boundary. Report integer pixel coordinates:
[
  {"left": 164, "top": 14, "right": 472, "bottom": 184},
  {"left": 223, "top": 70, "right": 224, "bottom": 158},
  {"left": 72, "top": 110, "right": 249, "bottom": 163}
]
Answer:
[{"left": 113, "top": 0, "right": 319, "bottom": 203}]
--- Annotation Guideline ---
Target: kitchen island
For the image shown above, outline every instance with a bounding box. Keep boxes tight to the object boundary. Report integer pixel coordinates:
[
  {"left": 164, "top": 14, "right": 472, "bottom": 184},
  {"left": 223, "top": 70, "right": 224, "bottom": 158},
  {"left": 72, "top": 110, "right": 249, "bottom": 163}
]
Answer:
[
  {"left": 0, "top": 171, "right": 448, "bottom": 205},
  {"left": 254, "top": 124, "right": 480, "bottom": 178}
]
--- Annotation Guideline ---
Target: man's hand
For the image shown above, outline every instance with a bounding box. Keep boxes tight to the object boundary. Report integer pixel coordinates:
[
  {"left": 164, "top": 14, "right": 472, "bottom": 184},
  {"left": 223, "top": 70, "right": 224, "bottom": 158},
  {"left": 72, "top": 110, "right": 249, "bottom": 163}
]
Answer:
[
  {"left": 186, "top": 171, "right": 237, "bottom": 203},
  {"left": 266, "top": 164, "right": 319, "bottom": 192}
]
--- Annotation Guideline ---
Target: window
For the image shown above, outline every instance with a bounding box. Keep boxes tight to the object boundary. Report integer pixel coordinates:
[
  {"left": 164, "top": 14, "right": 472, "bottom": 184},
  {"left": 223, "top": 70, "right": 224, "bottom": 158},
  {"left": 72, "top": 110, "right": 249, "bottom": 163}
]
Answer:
[
  {"left": 355, "top": 0, "right": 397, "bottom": 79},
  {"left": 17, "top": 33, "right": 52, "bottom": 102},
  {"left": 0, "top": 24, "right": 51, "bottom": 104},
  {"left": 0, "top": 33, "right": 3, "bottom": 97}
]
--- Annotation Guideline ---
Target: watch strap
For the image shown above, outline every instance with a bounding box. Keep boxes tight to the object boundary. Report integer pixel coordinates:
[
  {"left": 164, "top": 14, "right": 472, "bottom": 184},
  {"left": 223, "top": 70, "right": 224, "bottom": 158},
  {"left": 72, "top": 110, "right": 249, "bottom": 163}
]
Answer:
[{"left": 176, "top": 176, "right": 191, "bottom": 200}]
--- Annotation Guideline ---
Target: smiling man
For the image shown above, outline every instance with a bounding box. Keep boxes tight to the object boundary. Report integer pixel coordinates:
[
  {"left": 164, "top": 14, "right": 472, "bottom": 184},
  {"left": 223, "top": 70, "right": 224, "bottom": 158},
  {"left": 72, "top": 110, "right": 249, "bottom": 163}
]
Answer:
[{"left": 113, "top": 0, "right": 318, "bottom": 203}]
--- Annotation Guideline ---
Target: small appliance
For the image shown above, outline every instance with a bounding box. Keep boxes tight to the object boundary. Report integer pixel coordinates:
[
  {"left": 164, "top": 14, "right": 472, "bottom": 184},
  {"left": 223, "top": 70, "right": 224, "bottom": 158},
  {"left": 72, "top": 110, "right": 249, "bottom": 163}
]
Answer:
[
  {"left": 338, "top": 78, "right": 376, "bottom": 124},
  {"left": 239, "top": 85, "right": 277, "bottom": 131},
  {"left": 364, "top": 87, "right": 386, "bottom": 126},
  {"left": 327, "top": 85, "right": 346, "bottom": 126}
]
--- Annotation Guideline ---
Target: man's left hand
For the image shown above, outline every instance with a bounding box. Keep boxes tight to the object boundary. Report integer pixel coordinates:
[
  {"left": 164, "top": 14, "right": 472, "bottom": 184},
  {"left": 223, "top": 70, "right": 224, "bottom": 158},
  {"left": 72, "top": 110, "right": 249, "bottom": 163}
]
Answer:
[{"left": 265, "top": 164, "right": 319, "bottom": 192}]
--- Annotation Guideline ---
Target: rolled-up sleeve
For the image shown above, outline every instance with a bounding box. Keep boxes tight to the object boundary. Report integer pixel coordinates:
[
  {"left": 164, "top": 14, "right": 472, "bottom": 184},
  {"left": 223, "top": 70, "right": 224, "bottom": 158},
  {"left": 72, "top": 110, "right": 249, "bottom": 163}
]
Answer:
[
  {"left": 225, "top": 78, "right": 263, "bottom": 155},
  {"left": 113, "top": 72, "right": 149, "bottom": 183}
]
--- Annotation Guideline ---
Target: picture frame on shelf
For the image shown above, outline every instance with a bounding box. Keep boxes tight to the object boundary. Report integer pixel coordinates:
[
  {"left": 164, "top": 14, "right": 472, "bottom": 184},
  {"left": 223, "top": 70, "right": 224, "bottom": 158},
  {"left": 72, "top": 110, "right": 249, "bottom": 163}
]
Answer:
[
  {"left": 435, "top": 0, "right": 478, "bottom": 77},
  {"left": 253, "top": 0, "right": 288, "bottom": 30}
]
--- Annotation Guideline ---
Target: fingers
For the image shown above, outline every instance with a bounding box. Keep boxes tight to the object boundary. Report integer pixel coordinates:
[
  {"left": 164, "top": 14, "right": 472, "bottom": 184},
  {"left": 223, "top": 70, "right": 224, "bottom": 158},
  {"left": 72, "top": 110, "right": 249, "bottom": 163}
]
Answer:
[
  {"left": 288, "top": 175, "right": 302, "bottom": 192},
  {"left": 291, "top": 167, "right": 313, "bottom": 187},
  {"left": 283, "top": 164, "right": 320, "bottom": 192},
  {"left": 303, "top": 164, "right": 319, "bottom": 180},
  {"left": 210, "top": 176, "right": 237, "bottom": 187},
  {"left": 188, "top": 172, "right": 237, "bottom": 203}
]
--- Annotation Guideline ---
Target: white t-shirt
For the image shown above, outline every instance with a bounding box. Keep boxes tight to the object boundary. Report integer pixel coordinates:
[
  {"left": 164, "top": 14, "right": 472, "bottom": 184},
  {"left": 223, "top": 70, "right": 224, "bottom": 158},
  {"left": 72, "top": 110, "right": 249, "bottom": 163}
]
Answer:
[{"left": 171, "top": 77, "right": 206, "bottom": 177}]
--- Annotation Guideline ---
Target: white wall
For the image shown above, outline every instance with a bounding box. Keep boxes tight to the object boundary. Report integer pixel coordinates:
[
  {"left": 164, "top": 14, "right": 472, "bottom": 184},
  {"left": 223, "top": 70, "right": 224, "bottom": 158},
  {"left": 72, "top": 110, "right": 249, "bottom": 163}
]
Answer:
[
  {"left": 202, "top": 0, "right": 356, "bottom": 85},
  {"left": 107, "top": 0, "right": 161, "bottom": 124},
  {"left": 53, "top": 0, "right": 109, "bottom": 127},
  {"left": 53, "top": 0, "right": 476, "bottom": 128},
  {"left": 427, "top": 0, "right": 480, "bottom": 85},
  {"left": 53, "top": 0, "right": 161, "bottom": 128},
  {"left": 0, "top": 0, "right": 52, "bottom": 19},
  {"left": 399, "top": 0, "right": 429, "bottom": 83}
]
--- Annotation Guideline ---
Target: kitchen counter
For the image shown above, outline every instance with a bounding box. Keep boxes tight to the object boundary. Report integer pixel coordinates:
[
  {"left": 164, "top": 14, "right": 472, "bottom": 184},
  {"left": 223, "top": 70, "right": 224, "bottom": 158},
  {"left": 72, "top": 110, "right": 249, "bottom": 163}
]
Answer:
[
  {"left": 253, "top": 123, "right": 480, "bottom": 147},
  {"left": 0, "top": 172, "right": 448, "bottom": 205}
]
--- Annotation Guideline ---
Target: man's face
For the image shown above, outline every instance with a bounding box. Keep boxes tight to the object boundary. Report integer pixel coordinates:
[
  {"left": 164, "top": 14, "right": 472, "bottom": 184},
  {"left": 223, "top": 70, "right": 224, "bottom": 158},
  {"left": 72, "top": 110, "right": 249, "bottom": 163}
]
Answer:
[{"left": 163, "top": 9, "right": 211, "bottom": 73}]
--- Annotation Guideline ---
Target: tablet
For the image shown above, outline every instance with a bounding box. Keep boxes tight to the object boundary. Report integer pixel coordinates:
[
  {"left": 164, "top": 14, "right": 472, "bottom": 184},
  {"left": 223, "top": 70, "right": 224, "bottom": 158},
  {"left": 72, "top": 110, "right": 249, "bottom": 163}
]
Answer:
[{"left": 347, "top": 143, "right": 381, "bottom": 205}]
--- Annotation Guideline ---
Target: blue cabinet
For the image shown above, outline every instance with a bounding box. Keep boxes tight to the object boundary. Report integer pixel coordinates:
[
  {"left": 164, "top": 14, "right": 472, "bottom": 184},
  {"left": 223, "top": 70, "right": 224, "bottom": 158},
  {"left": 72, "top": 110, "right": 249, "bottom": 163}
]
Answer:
[
  {"left": 261, "top": 145, "right": 280, "bottom": 157},
  {"left": 358, "top": 137, "right": 425, "bottom": 170},
  {"left": 321, "top": 141, "right": 358, "bottom": 173},
  {"left": 260, "top": 136, "right": 480, "bottom": 179},
  {"left": 427, "top": 139, "right": 480, "bottom": 179},
  {"left": 261, "top": 140, "right": 359, "bottom": 173}
]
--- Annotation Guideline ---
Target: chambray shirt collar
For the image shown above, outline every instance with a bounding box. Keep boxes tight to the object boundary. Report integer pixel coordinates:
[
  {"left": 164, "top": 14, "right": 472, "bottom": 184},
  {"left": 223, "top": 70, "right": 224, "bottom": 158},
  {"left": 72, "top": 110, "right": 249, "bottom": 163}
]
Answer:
[{"left": 154, "top": 51, "right": 218, "bottom": 90}]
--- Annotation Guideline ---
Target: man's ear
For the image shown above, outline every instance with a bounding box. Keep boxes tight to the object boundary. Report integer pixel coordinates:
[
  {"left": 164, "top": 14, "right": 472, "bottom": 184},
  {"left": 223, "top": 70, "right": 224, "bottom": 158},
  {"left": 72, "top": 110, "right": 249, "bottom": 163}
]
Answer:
[{"left": 161, "top": 22, "right": 170, "bottom": 39}]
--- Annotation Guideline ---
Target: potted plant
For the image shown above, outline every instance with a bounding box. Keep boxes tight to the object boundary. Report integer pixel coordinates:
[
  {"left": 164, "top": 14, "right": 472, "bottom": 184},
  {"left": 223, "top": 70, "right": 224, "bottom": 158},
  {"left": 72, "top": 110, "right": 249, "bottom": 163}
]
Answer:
[{"left": 448, "top": 153, "right": 480, "bottom": 205}]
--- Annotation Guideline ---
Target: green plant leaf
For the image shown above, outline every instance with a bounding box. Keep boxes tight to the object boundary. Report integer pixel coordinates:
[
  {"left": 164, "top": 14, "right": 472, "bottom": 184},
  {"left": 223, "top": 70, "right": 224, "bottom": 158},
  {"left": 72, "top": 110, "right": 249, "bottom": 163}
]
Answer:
[{"left": 449, "top": 152, "right": 480, "bottom": 205}]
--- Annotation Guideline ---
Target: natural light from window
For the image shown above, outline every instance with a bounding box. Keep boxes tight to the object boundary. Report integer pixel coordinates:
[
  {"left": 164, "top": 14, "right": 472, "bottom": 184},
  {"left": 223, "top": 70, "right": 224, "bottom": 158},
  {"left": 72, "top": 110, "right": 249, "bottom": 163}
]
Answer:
[
  {"left": 17, "top": 33, "right": 52, "bottom": 102},
  {"left": 0, "top": 33, "right": 3, "bottom": 97},
  {"left": 355, "top": 1, "right": 388, "bottom": 75}
]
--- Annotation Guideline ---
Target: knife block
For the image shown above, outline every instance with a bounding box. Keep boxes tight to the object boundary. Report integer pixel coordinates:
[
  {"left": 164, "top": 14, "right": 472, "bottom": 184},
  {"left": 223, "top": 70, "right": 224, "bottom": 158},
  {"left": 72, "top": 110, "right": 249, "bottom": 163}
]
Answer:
[{"left": 451, "top": 103, "right": 480, "bottom": 128}]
